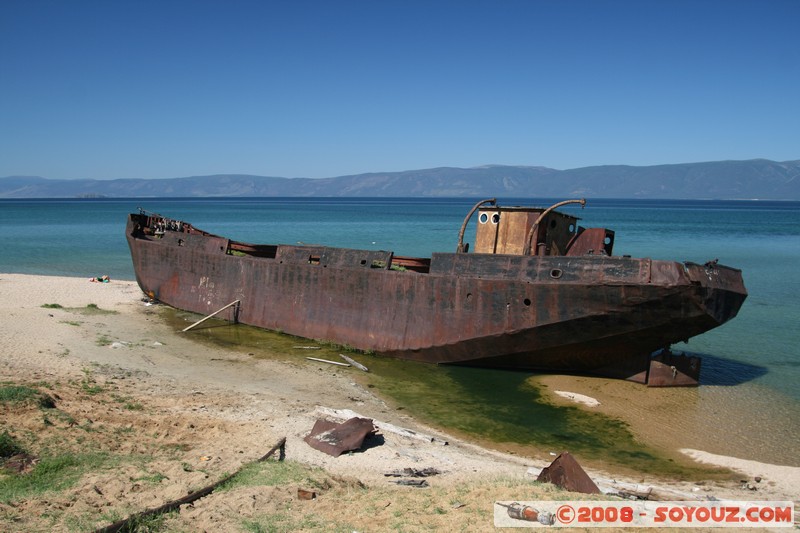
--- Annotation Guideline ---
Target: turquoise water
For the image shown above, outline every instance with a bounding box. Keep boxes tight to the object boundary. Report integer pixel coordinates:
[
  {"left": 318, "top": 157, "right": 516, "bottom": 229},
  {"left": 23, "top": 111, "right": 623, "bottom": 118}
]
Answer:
[{"left": 1, "top": 197, "right": 799, "bottom": 462}]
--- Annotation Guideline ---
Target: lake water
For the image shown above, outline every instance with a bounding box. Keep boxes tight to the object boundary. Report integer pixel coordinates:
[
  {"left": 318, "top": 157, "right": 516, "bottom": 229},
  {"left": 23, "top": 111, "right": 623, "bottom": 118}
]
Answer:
[{"left": 1, "top": 197, "right": 798, "bottom": 468}]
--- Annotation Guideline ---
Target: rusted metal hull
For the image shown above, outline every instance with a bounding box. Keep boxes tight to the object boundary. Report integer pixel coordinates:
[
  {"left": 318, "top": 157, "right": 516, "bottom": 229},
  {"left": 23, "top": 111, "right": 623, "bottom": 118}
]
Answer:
[{"left": 126, "top": 213, "right": 747, "bottom": 384}]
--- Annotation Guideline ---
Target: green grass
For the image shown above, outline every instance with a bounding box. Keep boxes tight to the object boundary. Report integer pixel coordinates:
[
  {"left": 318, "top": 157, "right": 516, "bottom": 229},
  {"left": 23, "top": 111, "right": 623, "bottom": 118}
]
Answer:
[
  {"left": 40, "top": 302, "right": 117, "bottom": 315},
  {"left": 0, "top": 431, "right": 25, "bottom": 459},
  {"left": 95, "top": 335, "right": 113, "bottom": 347},
  {"left": 0, "top": 384, "right": 40, "bottom": 403},
  {"left": 241, "top": 513, "right": 350, "bottom": 533},
  {"left": 80, "top": 369, "right": 105, "bottom": 395},
  {"left": 0, "top": 384, "right": 56, "bottom": 409},
  {"left": 220, "top": 460, "right": 319, "bottom": 492},
  {"left": 0, "top": 452, "right": 112, "bottom": 503},
  {"left": 132, "top": 471, "right": 168, "bottom": 484}
]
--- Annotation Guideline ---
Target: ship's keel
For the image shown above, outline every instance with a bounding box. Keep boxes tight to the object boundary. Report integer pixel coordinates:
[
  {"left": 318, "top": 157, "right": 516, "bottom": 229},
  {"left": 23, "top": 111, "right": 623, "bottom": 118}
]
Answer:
[{"left": 587, "top": 349, "right": 701, "bottom": 387}]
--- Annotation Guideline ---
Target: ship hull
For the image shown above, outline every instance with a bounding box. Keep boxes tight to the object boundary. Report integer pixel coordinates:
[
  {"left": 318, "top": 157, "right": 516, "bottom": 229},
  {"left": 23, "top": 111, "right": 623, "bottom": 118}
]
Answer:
[{"left": 126, "top": 215, "right": 746, "bottom": 382}]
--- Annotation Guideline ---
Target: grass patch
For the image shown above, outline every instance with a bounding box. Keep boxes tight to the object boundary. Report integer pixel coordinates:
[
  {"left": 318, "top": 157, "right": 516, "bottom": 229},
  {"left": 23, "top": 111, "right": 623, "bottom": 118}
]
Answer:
[
  {"left": 41, "top": 302, "right": 117, "bottom": 316},
  {"left": 132, "top": 471, "right": 168, "bottom": 484},
  {"left": 0, "top": 384, "right": 40, "bottom": 404},
  {"left": 80, "top": 369, "right": 105, "bottom": 395},
  {"left": 78, "top": 303, "right": 118, "bottom": 316},
  {"left": 0, "top": 384, "right": 56, "bottom": 409},
  {"left": 0, "top": 431, "right": 25, "bottom": 459},
  {"left": 95, "top": 335, "right": 113, "bottom": 347},
  {"left": 0, "top": 452, "right": 111, "bottom": 503},
  {"left": 220, "top": 460, "right": 317, "bottom": 491},
  {"left": 241, "top": 512, "right": 350, "bottom": 533}
]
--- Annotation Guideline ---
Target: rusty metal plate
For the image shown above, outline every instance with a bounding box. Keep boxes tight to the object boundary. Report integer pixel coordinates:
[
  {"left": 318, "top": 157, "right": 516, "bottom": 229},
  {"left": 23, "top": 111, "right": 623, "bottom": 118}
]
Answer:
[
  {"left": 304, "top": 417, "right": 375, "bottom": 457},
  {"left": 536, "top": 451, "right": 600, "bottom": 494}
]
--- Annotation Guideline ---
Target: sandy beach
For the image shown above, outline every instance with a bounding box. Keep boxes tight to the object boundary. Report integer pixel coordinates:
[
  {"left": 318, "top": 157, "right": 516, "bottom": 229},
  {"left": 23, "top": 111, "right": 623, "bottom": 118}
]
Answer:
[{"left": 1, "top": 273, "right": 797, "bottom": 531}]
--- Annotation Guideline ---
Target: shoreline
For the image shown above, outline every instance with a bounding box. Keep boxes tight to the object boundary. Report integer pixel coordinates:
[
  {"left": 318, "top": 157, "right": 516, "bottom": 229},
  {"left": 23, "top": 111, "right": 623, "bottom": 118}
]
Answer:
[{"left": 1, "top": 273, "right": 797, "bottom": 530}]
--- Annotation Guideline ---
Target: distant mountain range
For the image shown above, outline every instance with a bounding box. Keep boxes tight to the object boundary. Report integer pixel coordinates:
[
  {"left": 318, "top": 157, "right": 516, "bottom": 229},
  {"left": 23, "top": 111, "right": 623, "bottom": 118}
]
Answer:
[{"left": 2, "top": 159, "right": 799, "bottom": 199}]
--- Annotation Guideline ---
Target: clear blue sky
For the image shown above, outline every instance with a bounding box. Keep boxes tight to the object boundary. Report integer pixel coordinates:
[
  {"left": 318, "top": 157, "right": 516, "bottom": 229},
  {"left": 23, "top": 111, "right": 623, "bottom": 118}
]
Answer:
[{"left": 1, "top": 0, "right": 798, "bottom": 180}]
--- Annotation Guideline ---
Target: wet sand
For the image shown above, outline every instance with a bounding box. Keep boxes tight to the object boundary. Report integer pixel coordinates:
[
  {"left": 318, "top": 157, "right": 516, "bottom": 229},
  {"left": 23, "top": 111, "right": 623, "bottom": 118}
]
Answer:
[{"left": 536, "top": 373, "right": 800, "bottom": 469}]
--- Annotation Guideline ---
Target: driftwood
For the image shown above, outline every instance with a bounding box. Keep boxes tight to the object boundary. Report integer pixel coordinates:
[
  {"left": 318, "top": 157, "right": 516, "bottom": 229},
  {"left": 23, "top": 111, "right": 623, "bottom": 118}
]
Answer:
[
  {"left": 306, "top": 357, "right": 350, "bottom": 367},
  {"left": 315, "top": 406, "right": 448, "bottom": 445},
  {"left": 94, "top": 436, "right": 286, "bottom": 533},
  {"left": 390, "top": 479, "right": 429, "bottom": 487},
  {"left": 593, "top": 475, "right": 700, "bottom": 501},
  {"left": 339, "top": 354, "right": 369, "bottom": 372},
  {"left": 181, "top": 300, "right": 240, "bottom": 332}
]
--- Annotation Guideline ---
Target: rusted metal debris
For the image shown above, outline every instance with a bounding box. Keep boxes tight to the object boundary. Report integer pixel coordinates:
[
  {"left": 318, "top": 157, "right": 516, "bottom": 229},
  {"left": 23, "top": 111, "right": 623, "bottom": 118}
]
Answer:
[
  {"left": 314, "top": 406, "right": 448, "bottom": 445},
  {"left": 297, "top": 488, "right": 317, "bottom": 500},
  {"left": 384, "top": 467, "right": 442, "bottom": 478},
  {"left": 536, "top": 451, "right": 600, "bottom": 494},
  {"left": 304, "top": 417, "right": 376, "bottom": 457}
]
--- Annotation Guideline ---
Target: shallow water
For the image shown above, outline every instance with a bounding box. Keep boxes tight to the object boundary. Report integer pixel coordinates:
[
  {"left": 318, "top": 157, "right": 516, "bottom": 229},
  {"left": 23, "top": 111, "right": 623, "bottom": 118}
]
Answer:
[{"left": 165, "top": 309, "right": 733, "bottom": 478}]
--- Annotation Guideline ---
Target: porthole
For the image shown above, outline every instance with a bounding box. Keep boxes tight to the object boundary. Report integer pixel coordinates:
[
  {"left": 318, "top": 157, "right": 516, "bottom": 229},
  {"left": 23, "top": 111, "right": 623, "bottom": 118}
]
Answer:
[
  {"left": 479, "top": 213, "right": 489, "bottom": 224},
  {"left": 550, "top": 269, "right": 563, "bottom": 279},
  {"left": 523, "top": 298, "right": 531, "bottom": 306},
  {"left": 491, "top": 213, "right": 500, "bottom": 224}
]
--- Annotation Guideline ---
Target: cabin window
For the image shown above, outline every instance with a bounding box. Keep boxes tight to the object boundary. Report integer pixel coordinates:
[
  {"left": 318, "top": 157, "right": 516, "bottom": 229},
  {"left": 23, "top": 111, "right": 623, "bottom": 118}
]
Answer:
[{"left": 479, "top": 212, "right": 500, "bottom": 224}]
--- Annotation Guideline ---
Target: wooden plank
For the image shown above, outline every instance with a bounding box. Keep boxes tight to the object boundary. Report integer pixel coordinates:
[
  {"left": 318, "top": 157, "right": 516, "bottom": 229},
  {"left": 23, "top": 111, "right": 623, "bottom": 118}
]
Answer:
[
  {"left": 181, "top": 300, "right": 240, "bottom": 332},
  {"left": 340, "top": 354, "right": 369, "bottom": 372},
  {"left": 306, "top": 357, "right": 350, "bottom": 367}
]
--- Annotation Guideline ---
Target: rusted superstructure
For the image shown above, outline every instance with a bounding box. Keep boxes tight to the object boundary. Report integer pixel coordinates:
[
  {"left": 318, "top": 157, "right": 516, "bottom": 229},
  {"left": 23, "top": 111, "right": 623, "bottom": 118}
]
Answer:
[{"left": 126, "top": 199, "right": 747, "bottom": 386}]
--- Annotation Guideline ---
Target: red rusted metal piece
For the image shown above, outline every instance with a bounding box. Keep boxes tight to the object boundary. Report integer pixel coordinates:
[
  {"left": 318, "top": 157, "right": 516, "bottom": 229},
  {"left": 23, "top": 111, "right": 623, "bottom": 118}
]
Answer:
[
  {"left": 126, "top": 200, "right": 747, "bottom": 386},
  {"left": 536, "top": 451, "right": 601, "bottom": 494},
  {"left": 304, "top": 417, "right": 376, "bottom": 457}
]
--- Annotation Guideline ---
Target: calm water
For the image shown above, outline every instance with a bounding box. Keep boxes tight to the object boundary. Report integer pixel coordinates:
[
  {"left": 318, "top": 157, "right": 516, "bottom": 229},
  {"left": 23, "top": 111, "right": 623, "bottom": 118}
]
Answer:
[{"left": 1, "top": 197, "right": 798, "bottom": 467}]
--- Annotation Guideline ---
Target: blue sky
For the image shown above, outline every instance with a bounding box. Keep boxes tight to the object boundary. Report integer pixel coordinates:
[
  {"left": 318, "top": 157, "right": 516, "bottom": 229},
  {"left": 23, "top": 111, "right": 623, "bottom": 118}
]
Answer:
[{"left": 1, "top": 0, "right": 798, "bottom": 180}]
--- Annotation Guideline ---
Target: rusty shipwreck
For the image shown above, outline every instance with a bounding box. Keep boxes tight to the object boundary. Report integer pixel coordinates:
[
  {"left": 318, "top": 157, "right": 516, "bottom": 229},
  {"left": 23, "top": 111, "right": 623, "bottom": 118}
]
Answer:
[{"left": 126, "top": 198, "right": 747, "bottom": 386}]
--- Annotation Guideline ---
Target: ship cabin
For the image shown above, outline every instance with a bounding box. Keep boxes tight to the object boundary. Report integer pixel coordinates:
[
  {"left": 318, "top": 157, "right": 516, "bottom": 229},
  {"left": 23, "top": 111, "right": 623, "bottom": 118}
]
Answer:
[{"left": 473, "top": 204, "right": 615, "bottom": 258}]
